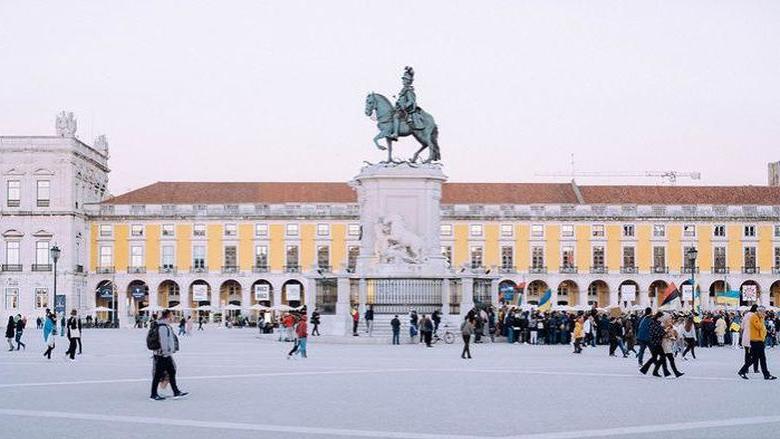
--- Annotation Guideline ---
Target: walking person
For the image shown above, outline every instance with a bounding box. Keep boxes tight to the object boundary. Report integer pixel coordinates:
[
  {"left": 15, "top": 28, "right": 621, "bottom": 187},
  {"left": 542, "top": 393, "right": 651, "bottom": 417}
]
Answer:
[
  {"left": 420, "top": 314, "right": 434, "bottom": 347},
  {"left": 572, "top": 315, "right": 584, "bottom": 354},
  {"left": 635, "top": 307, "right": 652, "bottom": 366},
  {"left": 640, "top": 312, "right": 670, "bottom": 377},
  {"left": 64, "top": 309, "right": 81, "bottom": 360},
  {"left": 42, "top": 312, "right": 56, "bottom": 359},
  {"left": 351, "top": 307, "right": 359, "bottom": 336},
  {"left": 661, "top": 318, "right": 684, "bottom": 377},
  {"left": 738, "top": 307, "right": 777, "bottom": 380},
  {"left": 365, "top": 305, "right": 374, "bottom": 336},
  {"left": 391, "top": 315, "right": 401, "bottom": 345},
  {"left": 13, "top": 315, "right": 26, "bottom": 350},
  {"left": 740, "top": 306, "right": 760, "bottom": 375},
  {"left": 680, "top": 317, "right": 697, "bottom": 360},
  {"left": 409, "top": 310, "right": 419, "bottom": 343},
  {"left": 177, "top": 317, "right": 186, "bottom": 336},
  {"left": 5, "top": 316, "right": 15, "bottom": 351},
  {"left": 197, "top": 317, "right": 204, "bottom": 331},
  {"left": 294, "top": 316, "right": 308, "bottom": 358},
  {"left": 461, "top": 317, "right": 474, "bottom": 359},
  {"left": 59, "top": 314, "right": 66, "bottom": 337},
  {"left": 149, "top": 309, "right": 188, "bottom": 400},
  {"left": 310, "top": 308, "right": 321, "bottom": 336}
]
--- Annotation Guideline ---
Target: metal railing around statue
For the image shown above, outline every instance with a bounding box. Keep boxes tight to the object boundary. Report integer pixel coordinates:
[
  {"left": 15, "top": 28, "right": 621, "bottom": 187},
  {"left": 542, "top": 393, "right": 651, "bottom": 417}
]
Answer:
[{"left": 366, "top": 279, "right": 443, "bottom": 315}]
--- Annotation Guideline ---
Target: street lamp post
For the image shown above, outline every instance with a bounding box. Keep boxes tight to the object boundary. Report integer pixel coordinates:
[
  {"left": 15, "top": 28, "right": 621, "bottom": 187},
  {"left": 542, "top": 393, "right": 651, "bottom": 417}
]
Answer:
[
  {"left": 50, "top": 244, "right": 62, "bottom": 314},
  {"left": 686, "top": 247, "right": 699, "bottom": 316}
]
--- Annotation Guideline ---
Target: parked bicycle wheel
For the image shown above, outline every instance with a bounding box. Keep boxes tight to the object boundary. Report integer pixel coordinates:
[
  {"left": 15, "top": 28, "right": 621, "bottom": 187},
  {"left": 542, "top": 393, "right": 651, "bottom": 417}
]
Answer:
[{"left": 444, "top": 332, "right": 455, "bottom": 344}]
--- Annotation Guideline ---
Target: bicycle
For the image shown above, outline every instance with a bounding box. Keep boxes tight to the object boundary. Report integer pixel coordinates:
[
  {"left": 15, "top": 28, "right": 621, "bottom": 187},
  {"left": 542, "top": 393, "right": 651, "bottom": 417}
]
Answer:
[{"left": 432, "top": 323, "right": 456, "bottom": 344}]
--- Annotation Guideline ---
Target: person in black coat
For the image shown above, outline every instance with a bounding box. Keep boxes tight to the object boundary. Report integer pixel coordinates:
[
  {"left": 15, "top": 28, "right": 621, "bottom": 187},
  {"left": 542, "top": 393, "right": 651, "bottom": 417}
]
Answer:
[
  {"left": 639, "top": 313, "right": 670, "bottom": 377},
  {"left": 5, "top": 316, "right": 15, "bottom": 351},
  {"left": 390, "top": 315, "right": 401, "bottom": 345},
  {"left": 310, "top": 309, "right": 321, "bottom": 336}
]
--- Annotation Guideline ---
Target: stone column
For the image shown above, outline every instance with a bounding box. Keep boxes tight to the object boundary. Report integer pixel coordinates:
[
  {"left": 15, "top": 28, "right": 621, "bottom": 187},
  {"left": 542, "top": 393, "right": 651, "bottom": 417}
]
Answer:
[
  {"left": 209, "top": 285, "right": 219, "bottom": 323},
  {"left": 578, "top": 288, "right": 588, "bottom": 307},
  {"left": 358, "top": 278, "right": 367, "bottom": 315},
  {"left": 241, "top": 284, "right": 251, "bottom": 317},
  {"left": 272, "top": 280, "right": 283, "bottom": 308},
  {"left": 460, "top": 277, "right": 474, "bottom": 318},
  {"left": 117, "top": 290, "right": 129, "bottom": 328},
  {"left": 609, "top": 288, "right": 619, "bottom": 307},
  {"left": 336, "top": 277, "right": 350, "bottom": 316},
  {"left": 304, "top": 278, "right": 316, "bottom": 312},
  {"left": 441, "top": 278, "right": 450, "bottom": 315},
  {"left": 490, "top": 280, "right": 499, "bottom": 307},
  {"left": 149, "top": 284, "right": 159, "bottom": 310}
]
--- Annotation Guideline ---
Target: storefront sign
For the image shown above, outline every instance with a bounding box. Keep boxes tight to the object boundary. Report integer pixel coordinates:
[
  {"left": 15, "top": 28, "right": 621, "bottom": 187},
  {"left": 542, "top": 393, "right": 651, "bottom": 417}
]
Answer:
[
  {"left": 286, "top": 284, "right": 301, "bottom": 301},
  {"left": 742, "top": 285, "right": 758, "bottom": 302},
  {"left": 131, "top": 287, "right": 145, "bottom": 300},
  {"left": 620, "top": 284, "right": 637, "bottom": 302},
  {"left": 98, "top": 286, "right": 113, "bottom": 299},
  {"left": 254, "top": 284, "right": 270, "bottom": 301},
  {"left": 192, "top": 284, "right": 209, "bottom": 301}
]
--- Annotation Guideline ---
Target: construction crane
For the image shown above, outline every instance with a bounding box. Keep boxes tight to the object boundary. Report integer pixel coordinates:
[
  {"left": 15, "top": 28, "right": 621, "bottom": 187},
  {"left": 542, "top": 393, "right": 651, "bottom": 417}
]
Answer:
[{"left": 535, "top": 170, "right": 702, "bottom": 185}]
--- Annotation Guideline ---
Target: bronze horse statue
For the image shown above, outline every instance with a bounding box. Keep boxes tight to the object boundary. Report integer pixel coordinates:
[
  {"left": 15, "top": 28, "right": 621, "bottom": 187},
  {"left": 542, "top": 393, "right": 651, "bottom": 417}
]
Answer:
[{"left": 365, "top": 93, "right": 440, "bottom": 164}]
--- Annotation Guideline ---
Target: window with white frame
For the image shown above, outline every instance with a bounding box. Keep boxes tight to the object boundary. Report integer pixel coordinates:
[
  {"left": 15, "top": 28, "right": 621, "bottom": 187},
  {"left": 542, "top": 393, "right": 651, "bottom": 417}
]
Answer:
[
  {"left": 130, "top": 245, "right": 144, "bottom": 267},
  {"left": 254, "top": 245, "right": 268, "bottom": 268},
  {"left": 561, "top": 225, "right": 574, "bottom": 238},
  {"left": 744, "top": 225, "right": 756, "bottom": 238},
  {"left": 592, "top": 225, "right": 605, "bottom": 237},
  {"left": 348, "top": 224, "right": 361, "bottom": 237},
  {"left": 6, "top": 180, "right": 20, "bottom": 207},
  {"left": 192, "top": 245, "right": 205, "bottom": 269},
  {"left": 441, "top": 246, "right": 452, "bottom": 266},
  {"left": 470, "top": 246, "right": 483, "bottom": 268},
  {"left": 653, "top": 224, "right": 666, "bottom": 237},
  {"left": 531, "top": 246, "right": 544, "bottom": 269},
  {"left": 713, "top": 225, "right": 726, "bottom": 238},
  {"left": 255, "top": 223, "right": 268, "bottom": 237},
  {"left": 286, "top": 224, "right": 299, "bottom": 237},
  {"left": 592, "top": 246, "right": 605, "bottom": 268},
  {"left": 531, "top": 224, "right": 544, "bottom": 238},
  {"left": 774, "top": 247, "right": 780, "bottom": 269},
  {"left": 317, "top": 224, "right": 329, "bottom": 237},
  {"left": 714, "top": 247, "right": 727, "bottom": 270},
  {"left": 500, "top": 224, "right": 513, "bottom": 238},
  {"left": 286, "top": 245, "right": 299, "bottom": 267},
  {"left": 653, "top": 246, "right": 666, "bottom": 269},
  {"left": 224, "top": 246, "right": 237, "bottom": 267},
  {"left": 224, "top": 223, "right": 237, "bottom": 237},
  {"left": 744, "top": 246, "right": 757, "bottom": 268},
  {"left": 35, "top": 288, "right": 48, "bottom": 309},
  {"left": 5, "top": 241, "right": 20, "bottom": 265},
  {"left": 774, "top": 225, "right": 780, "bottom": 238},
  {"left": 561, "top": 246, "right": 575, "bottom": 268},
  {"left": 317, "top": 245, "right": 330, "bottom": 269},
  {"left": 161, "top": 224, "right": 174, "bottom": 237},
  {"left": 683, "top": 224, "right": 696, "bottom": 238},
  {"left": 99, "top": 224, "right": 112, "bottom": 237},
  {"left": 131, "top": 224, "right": 144, "bottom": 237},
  {"left": 501, "top": 246, "right": 513, "bottom": 270},
  {"left": 5, "top": 288, "right": 19, "bottom": 309},
  {"left": 470, "top": 224, "right": 483, "bottom": 237},
  {"left": 193, "top": 224, "right": 205, "bottom": 237},
  {"left": 440, "top": 224, "right": 453, "bottom": 236},
  {"left": 623, "top": 246, "right": 635, "bottom": 268},
  {"left": 683, "top": 246, "right": 697, "bottom": 269},
  {"left": 36, "top": 180, "right": 50, "bottom": 207},
  {"left": 161, "top": 245, "right": 175, "bottom": 269},
  {"left": 623, "top": 224, "right": 635, "bottom": 237},
  {"left": 99, "top": 245, "right": 113, "bottom": 267},
  {"left": 347, "top": 246, "right": 360, "bottom": 272},
  {"left": 35, "top": 241, "right": 49, "bottom": 265}
]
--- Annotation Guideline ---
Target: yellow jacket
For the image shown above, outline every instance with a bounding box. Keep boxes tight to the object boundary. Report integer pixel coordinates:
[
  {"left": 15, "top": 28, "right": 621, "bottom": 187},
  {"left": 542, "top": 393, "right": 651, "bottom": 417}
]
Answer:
[
  {"left": 749, "top": 314, "right": 767, "bottom": 342},
  {"left": 573, "top": 320, "right": 584, "bottom": 338}
]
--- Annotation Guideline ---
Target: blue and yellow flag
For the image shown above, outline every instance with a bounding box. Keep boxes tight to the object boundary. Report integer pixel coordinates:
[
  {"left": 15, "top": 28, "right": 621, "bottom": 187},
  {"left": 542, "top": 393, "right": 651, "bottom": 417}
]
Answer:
[
  {"left": 537, "top": 289, "right": 552, "bottom": 313},
  {"left": 716, "top": 290, "right": 740, "bottom": 307}
]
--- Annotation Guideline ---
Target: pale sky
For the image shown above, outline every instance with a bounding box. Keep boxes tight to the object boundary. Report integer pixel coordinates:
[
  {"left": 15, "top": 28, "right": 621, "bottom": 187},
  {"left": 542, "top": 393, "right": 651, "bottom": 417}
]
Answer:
[{"left": 1, "top": 1, "right": 779, "bottom": 195}]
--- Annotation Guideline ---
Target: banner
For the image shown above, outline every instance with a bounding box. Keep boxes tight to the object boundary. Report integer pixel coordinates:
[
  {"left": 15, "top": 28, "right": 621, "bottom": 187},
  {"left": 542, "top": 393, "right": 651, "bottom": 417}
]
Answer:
[
  {"left": 499, "top": 283, "right": 515, "bottom": 302},
  {"left": 98, "top": 286, "right": 113, "bottom": 299},
  {"left": 716, "top": 290, "right": 740, "bottom": 306},
  {"left": 254, "top": 284, "right": 270, "bottom": 301},
  {"left": 54, "top": 294, "right": 66, "bottom": 313},
  {"left": 131, "top": 287, "right": 145, "bottom": 300},
  {"left": 741, "top": 285, "right": 757, "bottom": 302},
  {"left": 192, "top": 284, "right": 209, "bottom": 301},
  {"left": 682, "top": 284, "right": 693, "bottom": 301},
  {"left": 286, "top": 284, "right": 301, "bottom": 301},
  {"left": 620, "top": 284, "right": 637, "bottom": 302}
]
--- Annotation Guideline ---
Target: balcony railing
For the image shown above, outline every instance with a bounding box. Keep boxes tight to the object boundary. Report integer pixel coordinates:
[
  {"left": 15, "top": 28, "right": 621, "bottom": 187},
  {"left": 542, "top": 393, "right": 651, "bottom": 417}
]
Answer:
[
  {"left": 37, "top": 199, "right": 50, "bottom": 207},
  {"left": 499, "top": 266, "right": 515, "bottom": 274},
  {"left": 127, "top": 266, "right": 146, "bottom": 274},
  {"left": 222, "top": 265, "right": 239, "bottom": 274},
  {"left": 773, "top": 267, "right": 780, "bottom": 275},
  {"left": 1, "top": 264, "right": 22, "bottom": 272},
  {"left": 590, "top": 266, "right": 607, "bottom": 274},
  {"left": 559, "top": 265, "right": 578, "bottom": 274},
  {"left": 620, "top": 266, "right": 637, "bottom": 274},
  {"left": 742, "top": 266, "right": 760, "bottom": 274},
  {"left": 32, "top": 264, "right": 53, "bottom": 272},
  {"left": 158, "top": 266, "right": 177, "bottom": 274},
  {"left": 712, "top": 266, "right": 729, "bottom": 274},
  {"left": 529, "top": 266, "right": 547, "bottom": 274},
  {"left": 652, "top": 266, "right": 669, "bottom": 274},
  {"left": 96, "top": 266, "right": 115, "bottom": 274},
  {"left": 284, "top": 265, "right": 300, "bottom": 273},
  {"left": 190, "top": 266, "right": 208, "bottom": 274},
  {"left": 680, "top": 266, "right": 699, "bottom": 274},
  {"left": 316, "top": 265, "right": 333, "bottom": 273},
  {"left": 252, "top": 265, "right": 269, "bottom": 273},
  {"left": 74, "top": 265, "right": 84, "bottom": 273}
]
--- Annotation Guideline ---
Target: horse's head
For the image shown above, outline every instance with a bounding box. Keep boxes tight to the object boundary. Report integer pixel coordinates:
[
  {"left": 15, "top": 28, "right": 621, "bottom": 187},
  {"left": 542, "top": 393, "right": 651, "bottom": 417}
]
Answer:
[{"left": 365, "top": 92, "right": 376, "bottom": 117}]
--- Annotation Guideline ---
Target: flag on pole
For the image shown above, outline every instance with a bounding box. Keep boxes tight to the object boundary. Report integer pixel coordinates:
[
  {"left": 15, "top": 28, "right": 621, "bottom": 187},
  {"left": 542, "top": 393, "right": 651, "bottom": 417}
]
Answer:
[
  {"left": 716, "top": 290, "right": 740, "bottom": 307},
  {"left": 537, "top": 289, "right": 552, "bottom": 312},
  {"left": 658, "top": 282, "right": 681, "bottom": 310}
]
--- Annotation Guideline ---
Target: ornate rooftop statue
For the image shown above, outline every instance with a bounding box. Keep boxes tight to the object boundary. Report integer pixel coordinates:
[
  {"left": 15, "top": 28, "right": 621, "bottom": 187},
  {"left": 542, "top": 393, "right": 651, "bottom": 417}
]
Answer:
[
  {"left": 94, "top": 134, "right": 109, "bottom": 157},
  {"left": 365, "top": 66, "right": 440, "bottom": 164},
  {"left": 55, "top": 111, "right": 77, "bottom": 137}
]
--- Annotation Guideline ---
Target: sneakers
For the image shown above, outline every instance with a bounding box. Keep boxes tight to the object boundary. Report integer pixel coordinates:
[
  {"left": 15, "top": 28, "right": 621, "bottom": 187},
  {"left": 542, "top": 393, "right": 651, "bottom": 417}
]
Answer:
[
  {"left": 173, "top": 392, "right": 189, "bottom": 400},
  {"left": 765, "top": 375, "right": 777, "bottom": 380},
  {"left": 738, "top": 372, "right": 749, "bottom": 380},
  {"left": 149, "top": 395, "right": 166, "bottom": 401}
]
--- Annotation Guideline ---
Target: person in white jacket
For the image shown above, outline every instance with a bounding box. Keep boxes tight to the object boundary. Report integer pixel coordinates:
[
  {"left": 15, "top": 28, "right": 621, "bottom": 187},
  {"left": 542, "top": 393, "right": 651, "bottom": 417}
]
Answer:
[{"left": 740, "top": 306, "right": 759, "bottom": 375}]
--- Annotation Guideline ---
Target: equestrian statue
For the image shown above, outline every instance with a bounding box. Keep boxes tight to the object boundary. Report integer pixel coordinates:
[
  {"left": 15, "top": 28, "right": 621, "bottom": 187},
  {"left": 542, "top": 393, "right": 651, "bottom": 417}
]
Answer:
[{"left": 364, "top": 66, "right": 440, "bottom": 164}]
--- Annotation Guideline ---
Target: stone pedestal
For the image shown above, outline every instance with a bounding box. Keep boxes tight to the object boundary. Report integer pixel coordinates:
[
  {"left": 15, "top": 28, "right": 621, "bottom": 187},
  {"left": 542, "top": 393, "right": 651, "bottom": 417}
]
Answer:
[{"left": 351, "top": 163, "right": 447, "bottom": 277}]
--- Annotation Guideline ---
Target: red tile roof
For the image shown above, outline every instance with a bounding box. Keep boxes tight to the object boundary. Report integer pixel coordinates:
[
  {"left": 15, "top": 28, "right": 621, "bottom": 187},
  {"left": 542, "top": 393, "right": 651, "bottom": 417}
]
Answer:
[{"left": 103, "top": 181, "right": 780, "bottom": 206}]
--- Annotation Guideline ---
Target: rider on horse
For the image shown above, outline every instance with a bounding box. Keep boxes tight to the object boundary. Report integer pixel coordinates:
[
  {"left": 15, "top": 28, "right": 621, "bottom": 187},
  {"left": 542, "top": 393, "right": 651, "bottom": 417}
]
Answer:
[{"left": 391, "top": 66, "right": 420, "bottom": 140}]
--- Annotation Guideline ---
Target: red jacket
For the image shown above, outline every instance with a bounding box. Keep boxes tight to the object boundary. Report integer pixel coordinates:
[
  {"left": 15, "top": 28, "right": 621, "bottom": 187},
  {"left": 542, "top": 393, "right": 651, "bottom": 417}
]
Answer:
[{"left": 296, "top": 320, "right": 308, "bottom": 338}]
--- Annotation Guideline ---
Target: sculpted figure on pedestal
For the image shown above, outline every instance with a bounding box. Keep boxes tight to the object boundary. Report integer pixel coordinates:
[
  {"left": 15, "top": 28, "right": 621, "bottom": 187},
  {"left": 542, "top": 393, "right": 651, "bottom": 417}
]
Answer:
[
  {"left": 374, "top": 215, "right": 424, "bottom": 264},
  {"left": 56, "top": 111, "right": 77, "bottom": 137}
]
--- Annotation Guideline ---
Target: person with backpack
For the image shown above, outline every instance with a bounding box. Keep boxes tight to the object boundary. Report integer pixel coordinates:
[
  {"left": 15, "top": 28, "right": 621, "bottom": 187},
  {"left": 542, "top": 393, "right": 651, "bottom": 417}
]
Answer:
[
  {"left": 310, "top": 308, "right": 321, "bottom": 336},
  {"left": 287, "top": 316, "right": 308, "bottom": 359},
  {"left": 148, "top": 309, "right": 188, "bottom": 401},
  {"left": 42, "top": 312, "right": 56, "bottom": 359},
  {"left": 64, "top": 309, "right": 81, "bottom": 360}
]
